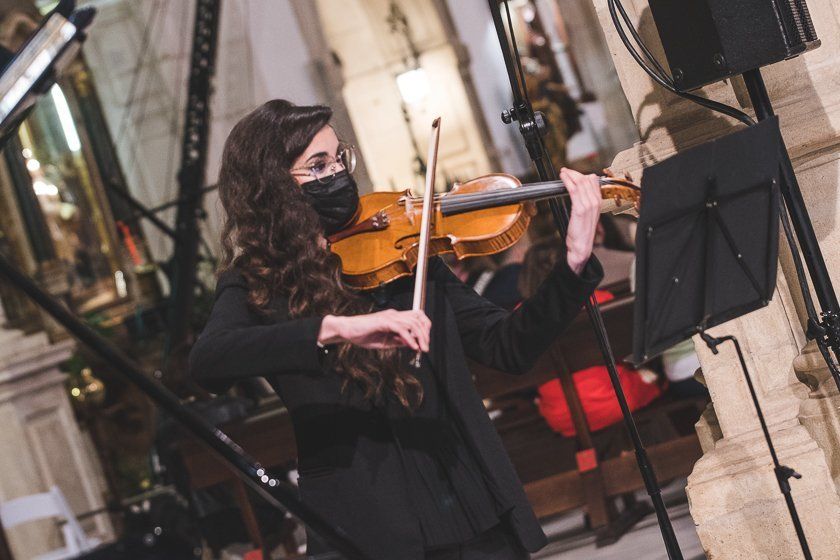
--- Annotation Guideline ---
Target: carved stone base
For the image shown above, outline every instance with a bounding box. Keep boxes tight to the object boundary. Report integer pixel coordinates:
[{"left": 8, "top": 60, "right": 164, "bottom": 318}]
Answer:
[
  {"left": 0, "top": 332, "right": 112, "bottom": 557},
  {"left": 687, "top": 423, "right": 840, "bottom": 559},
  {"left": 694, "top": 401, "right": 722, "bottom": 454},
  {"left": 795, "top": 340, "right": 840, "bottom": 494}
]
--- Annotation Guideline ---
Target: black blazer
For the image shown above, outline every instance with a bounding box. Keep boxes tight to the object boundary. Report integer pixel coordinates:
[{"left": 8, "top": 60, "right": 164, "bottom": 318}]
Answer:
[{"left": 189, "top": 256, "right": 602, "bottom": 559}]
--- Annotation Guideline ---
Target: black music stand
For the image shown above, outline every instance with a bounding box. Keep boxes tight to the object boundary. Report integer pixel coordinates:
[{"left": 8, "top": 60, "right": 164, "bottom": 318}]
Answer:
[
  {"left": 633, "top": 117, "right": 781, "bottom": 361},
  {"left": 633, "top": 116, "right": 812, "bottom": 559}
]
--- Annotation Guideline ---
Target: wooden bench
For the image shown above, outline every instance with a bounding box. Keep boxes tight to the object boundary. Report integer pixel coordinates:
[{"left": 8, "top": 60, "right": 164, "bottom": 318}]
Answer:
[{"left": 472, "top": 293, "right": 705, "bottom": 544}]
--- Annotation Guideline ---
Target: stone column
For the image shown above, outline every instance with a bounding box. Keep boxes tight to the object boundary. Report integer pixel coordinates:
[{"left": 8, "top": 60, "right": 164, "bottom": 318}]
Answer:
[
  {"left": 685, "top": 274, "right": 840, "bottom": 559},
  {"left": 796, "top": 339, "right": 840, "bottom": 493},
  {"left": 430, "top": 0, "right": 504, "bottom": 173},
  {"left": 0, "top": 300, "right": 113, "bottom": 557},
  {"left": 590, "top": 0, "right": 840, "bottom": 556},
  {"left": 761, "top": 0, "right": 840, "bottom": 500},
  {"left": 554, "top": 0, "right": 639, "bottom": 158},
  {"left": 289, "top": 0, "right": 375, "bottom": 192}
]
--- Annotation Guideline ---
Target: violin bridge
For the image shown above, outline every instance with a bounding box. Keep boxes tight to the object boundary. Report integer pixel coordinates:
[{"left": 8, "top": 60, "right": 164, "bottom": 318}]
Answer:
[{"left": 404, "top": 196, "right": 415, "bottom": 225}]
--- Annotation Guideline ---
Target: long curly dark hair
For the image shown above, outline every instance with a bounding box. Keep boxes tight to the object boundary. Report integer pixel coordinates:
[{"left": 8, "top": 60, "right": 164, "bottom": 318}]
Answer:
[{"left": 217, "top": 100, "right": 421, "bottom": 409}]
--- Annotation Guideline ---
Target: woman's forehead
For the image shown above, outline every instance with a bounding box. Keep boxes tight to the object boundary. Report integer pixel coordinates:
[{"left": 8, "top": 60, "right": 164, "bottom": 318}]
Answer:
[{"left": 299, "top": 125, "right": 338, "bottom": 160}]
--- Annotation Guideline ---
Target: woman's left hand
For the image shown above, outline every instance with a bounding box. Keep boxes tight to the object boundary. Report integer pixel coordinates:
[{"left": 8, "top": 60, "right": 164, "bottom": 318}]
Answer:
[{"left": 561, "top": 167, "right": 601, "bottom": 276}]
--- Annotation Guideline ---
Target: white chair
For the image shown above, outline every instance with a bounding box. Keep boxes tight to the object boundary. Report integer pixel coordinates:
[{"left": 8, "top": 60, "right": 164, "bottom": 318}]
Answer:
[{"left": 0, "top": 486, "right": 98, "bottom": 559}]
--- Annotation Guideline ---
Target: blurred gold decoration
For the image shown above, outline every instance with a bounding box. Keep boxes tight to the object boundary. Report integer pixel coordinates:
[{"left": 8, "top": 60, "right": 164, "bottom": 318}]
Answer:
[
  {"left": 0, "top": 10, "right": 39, "bottom": 51},
  {"left": 523, "top": 57, "right": 581, "bottom": 171},
  {"left": 69, "top": 367, "right": 106, "bottom": 406}
]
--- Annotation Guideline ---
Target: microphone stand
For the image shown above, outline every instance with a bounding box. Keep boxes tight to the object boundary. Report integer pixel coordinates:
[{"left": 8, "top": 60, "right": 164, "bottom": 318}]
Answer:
[{"left": 486, "top": 2, "right": 684, "bottom": 558}]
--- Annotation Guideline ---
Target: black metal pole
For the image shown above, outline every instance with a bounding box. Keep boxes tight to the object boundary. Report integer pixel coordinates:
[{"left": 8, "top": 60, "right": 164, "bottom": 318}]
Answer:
[
  {"left": 0, "top": 252, "right": 372, "bottom": 560},
  {"left": 699, "top": 332, "right": 812, "bottom": 559},
  {"left": 165, "top": 0, "right": 222, "bottom": 362},
  {"left": 742, "top": 69, "right": 840, "bottom": 380},
  {"left": 487, "top": 2, "right": 683, "bottom": 558},
  {"left": 146, "top": 183, "right": 219, "bottom": 216}
]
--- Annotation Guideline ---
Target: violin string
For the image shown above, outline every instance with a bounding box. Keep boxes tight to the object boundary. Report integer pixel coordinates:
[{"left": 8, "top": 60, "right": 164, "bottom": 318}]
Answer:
[
  {"left": 373, "top": 187, "right": 639, "bottom": 231},
  {"left": 441, "top": 185, "right": 564, "bottom": 213},
  {"left": 395, "top": 177, "right": 640, "bottom": 206},
  {"left": 387, "top": 178, "right": 641, "bottom": 222},
  {"left": 439, "top": 179, "right": 639, "bottom": 209}
]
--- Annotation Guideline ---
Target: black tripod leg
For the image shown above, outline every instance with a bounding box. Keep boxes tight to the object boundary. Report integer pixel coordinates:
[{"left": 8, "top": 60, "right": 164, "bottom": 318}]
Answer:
[
  {"left": 776, "top": 467, "right": 812, "bottom": 560},
  {"left": 742, "top": 69, "right": 840, "bottom": 381},
  {"left": 544, "top": 166, "right": 685, "bottom": 560},
  {"left": 585, "top": 299, "right": 683, "bottom": 560},
  {"left": 486, "top": 2, "right": 685, "bottom": 557},
  {"left": 531, "top": 55, "right": 684, "bottom": 560}
]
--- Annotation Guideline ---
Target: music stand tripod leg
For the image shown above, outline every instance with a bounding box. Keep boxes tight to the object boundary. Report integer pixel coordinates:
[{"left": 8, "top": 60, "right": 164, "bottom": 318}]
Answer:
[{"left": 698, "top": 331, "right": 813, "bottom": 560}]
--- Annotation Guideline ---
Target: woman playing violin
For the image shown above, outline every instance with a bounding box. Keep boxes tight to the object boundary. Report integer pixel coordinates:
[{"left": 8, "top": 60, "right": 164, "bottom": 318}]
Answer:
[{"left": 189, "top": 100, "right": 604, "bottom": 559}]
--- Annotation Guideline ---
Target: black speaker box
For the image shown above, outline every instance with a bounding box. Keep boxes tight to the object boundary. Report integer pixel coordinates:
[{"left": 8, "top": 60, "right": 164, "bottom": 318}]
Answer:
[{"left": 647, "top": 0, "right": 820, "bottom": 91}]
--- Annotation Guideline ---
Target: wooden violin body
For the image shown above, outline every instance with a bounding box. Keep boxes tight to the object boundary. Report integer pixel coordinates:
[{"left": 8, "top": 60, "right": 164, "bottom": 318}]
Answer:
[
  {"left": 330, "top": 173, "right": 531, "bottom": 290},
  {"left": 328, "top": 172, "right": 640, "bottom": 291}
]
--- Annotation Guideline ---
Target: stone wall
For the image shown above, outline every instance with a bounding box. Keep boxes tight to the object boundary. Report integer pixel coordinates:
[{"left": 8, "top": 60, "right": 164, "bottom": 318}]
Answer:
[{"left": 590, "top": 0, "right": 840, "bottom": 556}]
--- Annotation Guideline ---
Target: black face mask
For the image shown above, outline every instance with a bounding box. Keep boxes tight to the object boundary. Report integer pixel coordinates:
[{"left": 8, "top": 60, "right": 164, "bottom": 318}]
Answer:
[{"left": 300, "top": 170, "right": 360, "bottom": 236}]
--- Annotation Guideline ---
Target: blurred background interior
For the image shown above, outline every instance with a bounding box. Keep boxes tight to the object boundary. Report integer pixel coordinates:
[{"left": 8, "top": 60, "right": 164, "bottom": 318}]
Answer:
[{"left": 0, "top": 1, "right": 710, "bottom": 558}]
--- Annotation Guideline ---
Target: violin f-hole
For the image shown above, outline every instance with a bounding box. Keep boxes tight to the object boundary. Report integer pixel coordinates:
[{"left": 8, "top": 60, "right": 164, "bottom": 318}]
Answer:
[{"left": 395, "top": 233, "right": 420, "bottom": 250}]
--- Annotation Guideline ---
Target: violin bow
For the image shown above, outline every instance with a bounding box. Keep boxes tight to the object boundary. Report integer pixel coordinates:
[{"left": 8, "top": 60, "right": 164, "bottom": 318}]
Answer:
[{"left": 411, "top": 117, "right": 441, "bottom": 368}]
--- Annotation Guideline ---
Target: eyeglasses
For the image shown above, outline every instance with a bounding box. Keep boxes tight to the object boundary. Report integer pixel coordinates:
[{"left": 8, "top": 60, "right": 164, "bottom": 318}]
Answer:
[{"left": 290, "top": 142, "right": 357, "bottom": 184}]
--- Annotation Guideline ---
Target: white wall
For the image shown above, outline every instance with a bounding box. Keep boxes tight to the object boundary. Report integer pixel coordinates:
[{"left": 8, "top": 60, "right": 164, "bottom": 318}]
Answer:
[
  {"left": 444, "top": 0, "right": 532, "bottom": 176},
  {"left": 80, "top": 0, "right": 327, "bottom": 266},
  {"left": 314, "top": 0, "right": 495, "bottom": 193}
]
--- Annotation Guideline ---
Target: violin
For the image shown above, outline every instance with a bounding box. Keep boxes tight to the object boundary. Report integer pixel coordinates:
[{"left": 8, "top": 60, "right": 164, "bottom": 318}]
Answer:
[{"left": 328, "top": 169, "right": 640, "bottom": 291}]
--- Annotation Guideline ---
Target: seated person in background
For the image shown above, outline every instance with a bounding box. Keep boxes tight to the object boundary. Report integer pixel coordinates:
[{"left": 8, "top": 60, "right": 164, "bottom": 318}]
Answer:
[
  {"left": 481, "top": 231, "right": 532, "bottom": 310},
  {"left": 519, "top": 237, "right": 663, "bottom": 437},
  {"left": 441, "top": 253, "right": 496, "bottom": 292},
  {"left": 629, "top": 259, "right": 710, "bottom": 400},
  {"left": 592, "top": 215, "right": 635, "bottom": 289},
  {"left": 442, "top": 232, "right": 531, "bottom": 311}
]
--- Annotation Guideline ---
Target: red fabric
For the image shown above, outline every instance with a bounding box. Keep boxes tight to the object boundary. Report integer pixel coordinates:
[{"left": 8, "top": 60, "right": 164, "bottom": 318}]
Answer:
[
  {"left": 537, "top": 364, "right": 662, "bottom": 437},
  {"left": 588, "top": 289, "right": 614, "bottom": 305},
  {"left": 536, "top": 289, "right": 663, "bottom": 437}
]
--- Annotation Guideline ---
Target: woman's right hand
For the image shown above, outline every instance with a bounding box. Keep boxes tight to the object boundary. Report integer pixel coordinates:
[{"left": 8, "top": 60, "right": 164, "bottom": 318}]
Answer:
[{"left": 318, "top": 309, "right": 431, "bottom": 352}]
